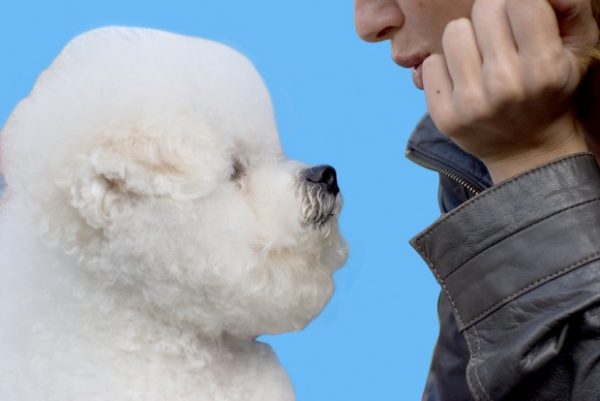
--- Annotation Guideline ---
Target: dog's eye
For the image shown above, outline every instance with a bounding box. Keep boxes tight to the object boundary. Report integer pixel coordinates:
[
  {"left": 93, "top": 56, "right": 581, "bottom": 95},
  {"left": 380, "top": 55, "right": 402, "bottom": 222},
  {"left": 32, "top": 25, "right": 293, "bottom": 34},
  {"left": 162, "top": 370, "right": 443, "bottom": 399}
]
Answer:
[{"left": 230, "top": 158, "right": 245, "bottom": 182}]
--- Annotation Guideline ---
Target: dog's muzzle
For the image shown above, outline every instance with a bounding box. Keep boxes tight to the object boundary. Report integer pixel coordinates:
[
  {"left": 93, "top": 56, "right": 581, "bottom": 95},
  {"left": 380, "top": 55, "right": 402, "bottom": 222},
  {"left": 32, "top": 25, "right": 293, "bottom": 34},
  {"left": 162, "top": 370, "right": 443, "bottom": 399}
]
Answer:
[{"left": 297, "top": 165, "right": 342, "bottom": 226}]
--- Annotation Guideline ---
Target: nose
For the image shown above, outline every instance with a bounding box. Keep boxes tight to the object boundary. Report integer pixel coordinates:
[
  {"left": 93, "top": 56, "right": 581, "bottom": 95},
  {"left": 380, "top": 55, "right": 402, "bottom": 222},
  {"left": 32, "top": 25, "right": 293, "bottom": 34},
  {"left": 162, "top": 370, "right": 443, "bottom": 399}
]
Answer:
[
  {"left": 305, "top": 165, "right": 339, "bottom": 196},
  {"left": 354, "top": 0, "right": 404, "bottom": 42}
]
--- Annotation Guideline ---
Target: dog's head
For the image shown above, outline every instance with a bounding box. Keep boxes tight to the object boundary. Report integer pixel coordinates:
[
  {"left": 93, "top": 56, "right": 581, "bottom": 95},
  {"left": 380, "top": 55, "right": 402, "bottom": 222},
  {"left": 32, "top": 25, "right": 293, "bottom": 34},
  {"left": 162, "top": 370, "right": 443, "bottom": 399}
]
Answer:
[{"left": 2, "top": 27, "right": 347, "bottom": 337}]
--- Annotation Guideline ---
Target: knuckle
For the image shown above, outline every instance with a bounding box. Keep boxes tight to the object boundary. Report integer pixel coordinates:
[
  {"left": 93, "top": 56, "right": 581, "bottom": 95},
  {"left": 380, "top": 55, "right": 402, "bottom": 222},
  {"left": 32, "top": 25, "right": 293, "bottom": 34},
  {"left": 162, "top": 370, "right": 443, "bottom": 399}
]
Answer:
[
  {"left": 539, "top": 45, "right": 566, "bottom": 67},
  {"left": 455, "top": 86, "right": 485, "bottom": 108},
  {"left": 484, "top": 63, "right": 525, "bottom": 106},
  {"left": 524, "top": 50, "right": 570, "bottom": 93},
  {"left": 543, "top": 68, "right": 569, "bottom": 92},
  {"left": 485, "top": 61, "right": 518, "bottom": 86},
  {"left": 489, "top": 85, "right": 525, "bottom": 110}
]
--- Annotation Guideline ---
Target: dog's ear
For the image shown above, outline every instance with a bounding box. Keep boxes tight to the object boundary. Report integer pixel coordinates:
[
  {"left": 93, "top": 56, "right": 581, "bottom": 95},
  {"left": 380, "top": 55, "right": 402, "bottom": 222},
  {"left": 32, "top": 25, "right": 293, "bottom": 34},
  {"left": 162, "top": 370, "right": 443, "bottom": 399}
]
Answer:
[{"left": 68, "top": 127, "right": 230, "bottom": 229}]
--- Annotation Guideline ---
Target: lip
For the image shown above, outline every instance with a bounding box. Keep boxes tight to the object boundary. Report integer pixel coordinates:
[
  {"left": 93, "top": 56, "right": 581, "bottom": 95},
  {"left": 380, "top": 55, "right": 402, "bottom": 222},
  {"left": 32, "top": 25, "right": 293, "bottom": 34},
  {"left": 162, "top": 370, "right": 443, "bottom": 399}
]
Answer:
[{"left": 392, "top": 52, "right": 429, "bottom": 69}]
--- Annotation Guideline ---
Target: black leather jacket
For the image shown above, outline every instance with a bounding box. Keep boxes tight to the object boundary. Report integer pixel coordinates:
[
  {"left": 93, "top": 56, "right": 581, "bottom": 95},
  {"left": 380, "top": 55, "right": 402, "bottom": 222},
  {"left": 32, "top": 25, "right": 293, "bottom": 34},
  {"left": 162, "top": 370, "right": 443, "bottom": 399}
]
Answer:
[{"left": 407, "top": 115, "right": 600, "bottom": 401}]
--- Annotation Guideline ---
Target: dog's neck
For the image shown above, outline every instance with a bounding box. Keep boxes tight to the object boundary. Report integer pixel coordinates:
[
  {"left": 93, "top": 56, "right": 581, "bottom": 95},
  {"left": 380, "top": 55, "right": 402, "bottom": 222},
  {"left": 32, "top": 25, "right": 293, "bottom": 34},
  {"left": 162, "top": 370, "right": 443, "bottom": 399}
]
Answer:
[{"left": 53, "top": 277, "right": 258, "bottom": 358}]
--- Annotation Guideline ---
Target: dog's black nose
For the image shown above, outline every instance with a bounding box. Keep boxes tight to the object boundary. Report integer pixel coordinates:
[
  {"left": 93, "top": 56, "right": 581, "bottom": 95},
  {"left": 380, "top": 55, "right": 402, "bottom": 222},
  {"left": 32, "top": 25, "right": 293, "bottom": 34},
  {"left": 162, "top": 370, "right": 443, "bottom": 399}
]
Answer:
[{"left": 305, "top": 165, "right": 339, "bottom": 196}]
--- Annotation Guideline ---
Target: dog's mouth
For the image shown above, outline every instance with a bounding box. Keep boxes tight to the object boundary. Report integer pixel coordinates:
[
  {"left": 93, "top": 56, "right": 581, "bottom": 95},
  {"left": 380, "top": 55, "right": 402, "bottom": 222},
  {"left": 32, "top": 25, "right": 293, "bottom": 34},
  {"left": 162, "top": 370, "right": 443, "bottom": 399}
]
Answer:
[{"left": 297, "top": 165, "right": 342, "bottom": 227}]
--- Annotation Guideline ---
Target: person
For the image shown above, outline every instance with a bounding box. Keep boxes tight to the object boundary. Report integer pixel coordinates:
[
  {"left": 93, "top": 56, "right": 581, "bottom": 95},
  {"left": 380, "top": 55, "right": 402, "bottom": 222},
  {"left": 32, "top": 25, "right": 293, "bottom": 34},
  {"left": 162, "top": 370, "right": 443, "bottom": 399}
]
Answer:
[{"left": 355, "top": 0, "right": 600, "bottom": 400}]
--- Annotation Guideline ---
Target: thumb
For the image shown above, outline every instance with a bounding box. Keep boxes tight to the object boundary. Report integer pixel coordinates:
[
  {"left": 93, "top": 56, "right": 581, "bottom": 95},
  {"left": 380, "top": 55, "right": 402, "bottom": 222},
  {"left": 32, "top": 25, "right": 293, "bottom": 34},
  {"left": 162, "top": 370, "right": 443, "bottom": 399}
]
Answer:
[{"left": 547, "top": 0, "right": 599, "bottom": 63}]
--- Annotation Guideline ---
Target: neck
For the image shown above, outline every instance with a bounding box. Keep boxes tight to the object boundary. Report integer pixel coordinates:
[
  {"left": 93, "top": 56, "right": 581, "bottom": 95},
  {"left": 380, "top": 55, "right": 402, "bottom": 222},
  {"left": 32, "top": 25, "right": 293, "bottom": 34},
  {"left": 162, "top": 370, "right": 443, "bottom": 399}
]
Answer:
[{"left": 577, "top": 63, "right": 600, "bottom": 159}]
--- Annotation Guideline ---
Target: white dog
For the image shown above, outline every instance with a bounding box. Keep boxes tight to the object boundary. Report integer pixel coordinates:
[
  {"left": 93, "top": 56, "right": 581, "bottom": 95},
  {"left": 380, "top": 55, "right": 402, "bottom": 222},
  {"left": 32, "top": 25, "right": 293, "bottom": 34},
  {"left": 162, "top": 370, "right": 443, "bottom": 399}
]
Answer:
[{"left": 0, "top": 27, "right": 347, "bottom": 401}]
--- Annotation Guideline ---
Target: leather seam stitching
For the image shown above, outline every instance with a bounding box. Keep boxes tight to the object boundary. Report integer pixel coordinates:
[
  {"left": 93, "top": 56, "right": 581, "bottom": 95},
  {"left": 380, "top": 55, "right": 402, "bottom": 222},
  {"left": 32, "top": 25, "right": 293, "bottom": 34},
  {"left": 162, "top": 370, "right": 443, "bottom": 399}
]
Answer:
[
  {"left": 442, "top": 197, "right": 600, "bottom": 279},
  {"left": 463, "top": 251, "right": 600, "bottom": 329},
  {"left": 473, "top": 326, "right": 493, "bottom": 401},
  {"left": 415, "top": 240, "right": 466, "bottom": 327},
  {"left": 415, "top": 153, "right": 593, "bottom": 247}
]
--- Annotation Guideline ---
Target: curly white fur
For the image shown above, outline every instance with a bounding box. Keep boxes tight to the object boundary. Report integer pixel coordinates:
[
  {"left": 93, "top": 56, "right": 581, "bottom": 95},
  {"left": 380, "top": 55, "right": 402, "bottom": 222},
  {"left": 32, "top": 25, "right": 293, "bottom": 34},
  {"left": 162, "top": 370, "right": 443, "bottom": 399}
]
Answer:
[{"left": 0, "top": 27, "right": 348, "bottom": 401}]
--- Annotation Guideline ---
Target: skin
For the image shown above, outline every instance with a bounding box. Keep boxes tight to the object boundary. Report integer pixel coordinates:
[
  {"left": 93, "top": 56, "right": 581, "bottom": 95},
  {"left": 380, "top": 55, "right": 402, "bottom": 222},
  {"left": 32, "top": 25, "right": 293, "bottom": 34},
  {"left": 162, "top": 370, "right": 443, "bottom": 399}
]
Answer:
[
  {"left": 354, "top": 0, "right": 474, "bottom": 63},
  {"left": 355, "top": 0, "right": 599, "bottom": 183}
]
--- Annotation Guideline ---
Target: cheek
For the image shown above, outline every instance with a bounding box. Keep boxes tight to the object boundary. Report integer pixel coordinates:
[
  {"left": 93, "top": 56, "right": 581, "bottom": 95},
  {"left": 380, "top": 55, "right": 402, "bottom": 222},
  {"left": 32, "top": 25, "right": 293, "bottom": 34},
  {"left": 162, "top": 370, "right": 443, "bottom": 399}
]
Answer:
[{"left": 406, "top": 0, "right": 475, "bottom": 50}]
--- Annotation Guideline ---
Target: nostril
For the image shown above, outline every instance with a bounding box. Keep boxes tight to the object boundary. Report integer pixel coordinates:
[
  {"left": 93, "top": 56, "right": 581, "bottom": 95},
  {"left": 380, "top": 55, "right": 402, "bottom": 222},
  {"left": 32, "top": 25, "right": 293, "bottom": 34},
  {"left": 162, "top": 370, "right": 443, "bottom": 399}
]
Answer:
[
  {"left": 376, "top": 26, "right": 394, "bottom": 39},
  {"left": 305, "top": 165, "right": 336, "bottom": 184},
  {"left": 305, "top": 165, "right": 339, "bottom": 196}
]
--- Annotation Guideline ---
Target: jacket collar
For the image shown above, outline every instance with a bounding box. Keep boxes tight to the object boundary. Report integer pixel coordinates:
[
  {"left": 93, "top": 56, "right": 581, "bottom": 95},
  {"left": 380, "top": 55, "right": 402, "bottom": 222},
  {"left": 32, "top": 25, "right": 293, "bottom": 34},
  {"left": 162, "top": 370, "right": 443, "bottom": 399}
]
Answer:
[{"left": 406, "top": 114, "right": 492, "bottom": 191}]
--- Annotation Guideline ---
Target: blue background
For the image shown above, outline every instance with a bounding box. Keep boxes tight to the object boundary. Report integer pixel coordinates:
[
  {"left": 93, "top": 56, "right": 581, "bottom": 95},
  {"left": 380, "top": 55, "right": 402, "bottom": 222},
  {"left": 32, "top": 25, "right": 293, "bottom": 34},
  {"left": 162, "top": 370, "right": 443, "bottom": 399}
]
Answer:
[{"left": 1, "top": 1, "right": 443, "bottom": 400}]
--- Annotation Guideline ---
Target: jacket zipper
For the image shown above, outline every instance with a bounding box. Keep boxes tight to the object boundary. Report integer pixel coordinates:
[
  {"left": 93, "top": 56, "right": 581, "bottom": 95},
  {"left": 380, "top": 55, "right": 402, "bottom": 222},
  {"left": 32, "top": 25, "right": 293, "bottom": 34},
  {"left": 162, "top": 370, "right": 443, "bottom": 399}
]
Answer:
[{"left": 405, "top": 148, "right": 482, "bottom": 196}]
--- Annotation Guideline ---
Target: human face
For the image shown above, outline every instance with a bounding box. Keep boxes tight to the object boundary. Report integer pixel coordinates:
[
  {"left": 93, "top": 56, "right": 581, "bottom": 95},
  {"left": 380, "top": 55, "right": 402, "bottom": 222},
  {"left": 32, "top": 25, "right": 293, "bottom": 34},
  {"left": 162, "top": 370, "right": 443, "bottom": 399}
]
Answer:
[{"left": 354, "top": 0, "right": 475, "bottom": 89}]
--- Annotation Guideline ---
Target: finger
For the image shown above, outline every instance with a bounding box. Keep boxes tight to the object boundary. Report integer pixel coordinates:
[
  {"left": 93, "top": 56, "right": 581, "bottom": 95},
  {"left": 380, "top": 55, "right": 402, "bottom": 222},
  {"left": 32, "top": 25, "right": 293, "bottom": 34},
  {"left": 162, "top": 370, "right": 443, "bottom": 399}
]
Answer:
[
  {"left": 547, "top": 0, "right": 599, "bottom": 62},
  {"left": 471, "top": 0, "right": 524, "bottom": 102},
  {"left": 423, "top": 54, "right": 456, "bottom": 134},
  {"left": 471, "top": 0, "right": 519, "bottom": 64},
  {"left": 505, "top": 0, "right": 563, "bottom": 57},
  {"left": 441, "top": 18, "right": 483, "bottom": 90}
]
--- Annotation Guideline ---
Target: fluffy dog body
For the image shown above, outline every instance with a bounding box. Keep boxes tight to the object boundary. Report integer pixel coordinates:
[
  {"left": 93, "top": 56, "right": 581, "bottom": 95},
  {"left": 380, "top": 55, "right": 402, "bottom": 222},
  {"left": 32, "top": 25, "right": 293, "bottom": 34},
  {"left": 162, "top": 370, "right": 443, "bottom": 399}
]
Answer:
[{"left": 0, "top": 27, "right": 347, "bottom": 401}]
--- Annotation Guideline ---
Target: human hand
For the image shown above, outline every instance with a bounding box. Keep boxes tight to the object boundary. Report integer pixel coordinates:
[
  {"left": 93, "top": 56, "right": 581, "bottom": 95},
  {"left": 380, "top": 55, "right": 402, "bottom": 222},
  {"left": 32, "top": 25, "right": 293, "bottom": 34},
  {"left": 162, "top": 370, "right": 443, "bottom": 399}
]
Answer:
[{"left": 423, "top": 0, "right": 599, "bottom": 183}]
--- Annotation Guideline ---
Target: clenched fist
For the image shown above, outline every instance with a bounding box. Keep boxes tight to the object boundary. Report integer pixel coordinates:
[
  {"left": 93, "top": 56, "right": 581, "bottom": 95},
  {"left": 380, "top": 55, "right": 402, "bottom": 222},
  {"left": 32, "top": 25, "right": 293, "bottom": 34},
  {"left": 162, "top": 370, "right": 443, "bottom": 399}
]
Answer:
[{"left": 423, "top": 0, "right": 599, "bottom": 182}]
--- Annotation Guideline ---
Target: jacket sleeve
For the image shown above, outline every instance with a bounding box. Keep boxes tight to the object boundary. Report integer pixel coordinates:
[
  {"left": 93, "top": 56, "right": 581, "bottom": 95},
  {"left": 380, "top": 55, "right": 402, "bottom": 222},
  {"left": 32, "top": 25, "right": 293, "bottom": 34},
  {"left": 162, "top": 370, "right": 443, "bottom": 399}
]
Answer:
[{"left": 411, "top": 153, "right": 600, "bottom": 401}]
